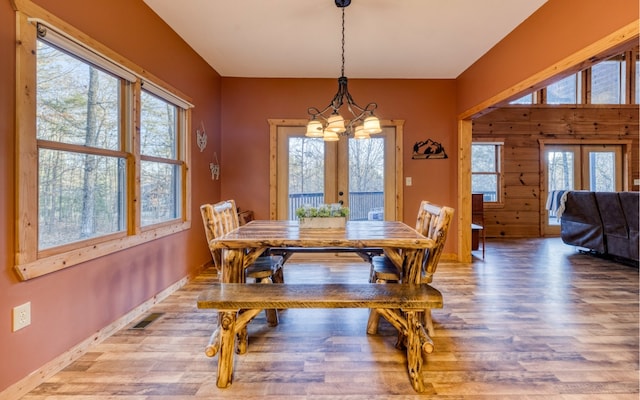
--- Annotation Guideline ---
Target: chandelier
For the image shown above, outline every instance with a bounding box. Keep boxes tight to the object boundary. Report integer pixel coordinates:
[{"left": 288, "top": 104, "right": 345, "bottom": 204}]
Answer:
[{"left": 305, "top": 0, "right": 382, "bottom": 141}]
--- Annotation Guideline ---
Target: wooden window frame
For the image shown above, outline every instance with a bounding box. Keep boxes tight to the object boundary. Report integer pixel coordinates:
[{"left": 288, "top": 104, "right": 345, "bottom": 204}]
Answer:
[
  {"left": 471, "top": 139, "right": 504, "bottom": 207},
  {"left": 13, "top": 1, "right": 192, "bottom": 280}
]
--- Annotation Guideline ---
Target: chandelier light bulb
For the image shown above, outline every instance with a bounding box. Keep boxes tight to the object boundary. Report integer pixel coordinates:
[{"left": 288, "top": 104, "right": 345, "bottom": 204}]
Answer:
[
  {"left": 305, "top": 119, "right": 324, "bottom": 138},
  {"left": 363, "top": 115, "right": 382, "bottom": 134},
  {"left": 323, "top": 130, "right": 340, "bottom": 141},
  {"left": 354, "top": 125, "right": 370, "bottom": 139},
  {"left": 326, "top": 113, "right": 346, "bottom": 133}
]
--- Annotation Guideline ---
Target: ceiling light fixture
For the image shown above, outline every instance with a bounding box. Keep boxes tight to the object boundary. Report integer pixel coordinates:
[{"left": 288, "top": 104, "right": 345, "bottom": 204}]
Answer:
[{"left": 305, "top": 0, "right": 382, "bottom": 141}]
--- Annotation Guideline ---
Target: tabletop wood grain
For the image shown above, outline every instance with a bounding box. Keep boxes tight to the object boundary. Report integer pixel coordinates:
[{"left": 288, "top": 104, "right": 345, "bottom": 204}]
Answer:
[{"left": 210, "top": 220, "right": 434, "bottom": 250}]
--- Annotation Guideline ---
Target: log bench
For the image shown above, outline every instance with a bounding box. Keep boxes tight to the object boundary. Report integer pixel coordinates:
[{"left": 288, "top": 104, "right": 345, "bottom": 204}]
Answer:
[{"left": 197, "top": 283, "right": 443, "bottom": 393}]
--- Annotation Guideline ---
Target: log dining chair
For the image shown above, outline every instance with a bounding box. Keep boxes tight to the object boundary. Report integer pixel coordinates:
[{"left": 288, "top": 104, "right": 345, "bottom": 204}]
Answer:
[
  {"left": 200, "top": 200, "right": 284, "bottom": 326},
  {"left": 367, "top": 200, "right": 454, "bottom": 336}
]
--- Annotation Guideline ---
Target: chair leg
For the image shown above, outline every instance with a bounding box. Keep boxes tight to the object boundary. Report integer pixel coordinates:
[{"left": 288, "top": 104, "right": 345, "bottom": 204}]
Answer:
[
  {"left": 423, "top": 309, "right": 434, "bottom": 337},
  {"left": 256, "top": 276, "right": 279, "bottom": 327},
  {"left": 366, "top": 309, "right": 381, "bottom": 335},
  {"left": 273, "top": 266, "right": 284, "bottom": 284}
]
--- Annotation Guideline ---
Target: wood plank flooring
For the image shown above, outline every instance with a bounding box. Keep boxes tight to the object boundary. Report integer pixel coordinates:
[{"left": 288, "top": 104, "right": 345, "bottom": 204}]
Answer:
[{"left": 20, "top": 238, "right": 639, "bottom": 399}]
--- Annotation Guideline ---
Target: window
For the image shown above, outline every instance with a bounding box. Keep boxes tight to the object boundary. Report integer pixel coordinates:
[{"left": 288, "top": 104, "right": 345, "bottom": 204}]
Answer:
[
  {"left": 509, "top": 92, "right": 537, "bottom": 105},
  {"left": 471, "top": 141, "right": 503, "bottom": 203},
  {"left": 140, "top": 89, "right": 182, "bottom": 226},
  {"left": 36, "top": 38, "right": 127, "bottom": 250},
  {"left": 546, "top": 73, "right": 581, "bottom": 104},
  {"left": 591, "top": 54, "right": 625, "bottom": 104},
  {"left": 635, "top": 51, "right": 639, "bottom": 104},
  {"left": 15, "top": 13, "right": 192, "bottom": 280}
]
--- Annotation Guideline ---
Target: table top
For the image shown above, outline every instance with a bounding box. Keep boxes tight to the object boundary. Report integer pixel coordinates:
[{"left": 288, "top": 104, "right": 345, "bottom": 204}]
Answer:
[{"left": 211, "top": 220, "right": 433, "bottom": 250}]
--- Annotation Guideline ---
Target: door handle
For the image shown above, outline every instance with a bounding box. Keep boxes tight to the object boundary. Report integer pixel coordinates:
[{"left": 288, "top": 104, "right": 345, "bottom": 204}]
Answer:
[{"left": 338, "top": 191, "right": 344, "bottom": 196}]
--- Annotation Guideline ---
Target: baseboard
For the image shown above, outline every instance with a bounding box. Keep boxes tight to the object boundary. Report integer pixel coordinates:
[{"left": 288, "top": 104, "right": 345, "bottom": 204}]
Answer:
[
  {"left": 440, "top": 252, "right": 458, "bottom": 262},
  {"left": 0, "top": 275, "right": 190, "bottom": 400}
]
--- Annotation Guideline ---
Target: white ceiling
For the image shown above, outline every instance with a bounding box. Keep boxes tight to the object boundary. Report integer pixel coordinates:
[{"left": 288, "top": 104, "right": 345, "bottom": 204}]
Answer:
[{"left": 143, "top": 0, "right": 548, "bottom": 79}]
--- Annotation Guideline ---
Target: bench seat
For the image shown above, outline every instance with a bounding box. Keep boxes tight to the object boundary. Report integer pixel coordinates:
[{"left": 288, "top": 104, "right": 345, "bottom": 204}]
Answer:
[{"left": 197, "top": 283, "right": 443, "bottom": 393}]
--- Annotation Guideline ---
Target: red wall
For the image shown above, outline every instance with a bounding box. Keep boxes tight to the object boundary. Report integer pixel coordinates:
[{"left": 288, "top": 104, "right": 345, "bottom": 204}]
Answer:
[
  {"left": 0, "top": 0, "right": 221, "bottom": 392},
  {"left": 220, "top": 77, "right": 458, "bottom": 231}
]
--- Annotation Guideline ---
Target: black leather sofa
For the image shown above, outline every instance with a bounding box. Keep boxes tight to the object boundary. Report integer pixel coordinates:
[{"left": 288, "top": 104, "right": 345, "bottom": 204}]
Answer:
[{"left": 560, "top": 191, "right": 639, "bottom": 264}]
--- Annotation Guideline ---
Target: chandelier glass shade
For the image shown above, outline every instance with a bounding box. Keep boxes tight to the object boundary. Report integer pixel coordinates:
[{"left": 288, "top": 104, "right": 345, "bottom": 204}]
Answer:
[{"left": 305, "top": 0, "right": 382, "bottom": 141}]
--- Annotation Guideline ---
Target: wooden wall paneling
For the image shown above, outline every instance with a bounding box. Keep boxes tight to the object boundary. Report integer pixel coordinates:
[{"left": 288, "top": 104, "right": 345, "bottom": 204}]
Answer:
[
  {"left": 503, "top": 172, "right": 540, "bottom": 187},
  {"left": 474, "top": 106, "right": 639, "bottom": 239},
  {"left": 505, "top": 159, "right": 540, "bottom": 173}
]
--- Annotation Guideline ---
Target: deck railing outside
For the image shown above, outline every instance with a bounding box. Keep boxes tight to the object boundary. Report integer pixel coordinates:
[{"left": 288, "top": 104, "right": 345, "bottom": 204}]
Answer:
[{"left": 288, "top": 192, "right": 384, "bottom": 221}]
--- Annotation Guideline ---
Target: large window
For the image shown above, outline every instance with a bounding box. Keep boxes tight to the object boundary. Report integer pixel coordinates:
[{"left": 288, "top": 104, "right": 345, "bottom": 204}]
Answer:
[
  {"left": 36, "top": 39, "right": 127, "bottom": 250},
  {"left": 15, "top": 12, "right": 192, "bottom": 280},
  {"left": 591, "top": 54, "right": 625, "bottom": 104},
  {"left": 546, "top": 73, "right": 581, "bottom": 104},
  {"left": 471, "top": 141, "right": 503, "bottom": 203},
  {"left": 508, "top": 47, "right": 638, "bottom": 105},
  {"left": 140, "top": 90, "right": 182, "bottom": 226}
]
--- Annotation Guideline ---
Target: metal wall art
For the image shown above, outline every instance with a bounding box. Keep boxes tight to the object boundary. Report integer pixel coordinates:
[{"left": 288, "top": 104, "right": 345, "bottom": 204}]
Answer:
[
  {"left": 196, "top": 121, "right": 207, "bottom": 152},
  {"left": 412, "top": 138, "right": 448, "bottom": 159}
]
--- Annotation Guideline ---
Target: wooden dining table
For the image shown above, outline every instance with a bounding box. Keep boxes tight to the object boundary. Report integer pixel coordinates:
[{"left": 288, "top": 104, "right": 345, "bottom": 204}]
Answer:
[
  {"left": 205, "top": 219, "right": 439, "bottom": 391},
  {"left": 212, "top": 220, "right": 435, "bottom": 284}
]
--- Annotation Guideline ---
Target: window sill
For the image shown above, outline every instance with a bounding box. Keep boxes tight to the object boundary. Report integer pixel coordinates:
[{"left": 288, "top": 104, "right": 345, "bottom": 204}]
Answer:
[{"left": 14, "top": 220, "right": 191, "bottom": 281}]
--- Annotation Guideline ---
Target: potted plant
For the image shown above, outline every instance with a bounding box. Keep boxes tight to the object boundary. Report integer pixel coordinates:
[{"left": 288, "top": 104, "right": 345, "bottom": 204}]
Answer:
[{"left": 295, "top": 203, "right": 349, "bottom": 229}]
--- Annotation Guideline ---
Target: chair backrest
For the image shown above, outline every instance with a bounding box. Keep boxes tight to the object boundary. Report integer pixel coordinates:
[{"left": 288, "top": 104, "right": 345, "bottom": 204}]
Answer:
[
  {"left": 200, "top": 199, "right": 240, "bottom": 270},
  {"left": 414, "top": 201, "right": 455, "bottom": 283}
]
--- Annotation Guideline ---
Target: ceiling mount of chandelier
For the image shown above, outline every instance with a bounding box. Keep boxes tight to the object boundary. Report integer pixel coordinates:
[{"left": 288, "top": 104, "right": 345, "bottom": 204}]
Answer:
[{"left": 305, "top": 0, "right": 382, "bottom": 141}]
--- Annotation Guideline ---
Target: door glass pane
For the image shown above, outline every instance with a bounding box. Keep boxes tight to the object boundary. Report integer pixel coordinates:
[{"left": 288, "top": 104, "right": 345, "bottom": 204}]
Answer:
[
  {"left": 548, "top": 151, "right": 575, "bottom": 191},
  {"left": 348, "top": 137, "right": 384, "bottom": 221},
  {"left": 588, "top": 151, "right": 615, "bottom": 191},
  {"left": 547, "top": 150, "right": 575, "bottom": 226},
  {"left": 288, "top": 137, "right": 325, "bottom": 220}
]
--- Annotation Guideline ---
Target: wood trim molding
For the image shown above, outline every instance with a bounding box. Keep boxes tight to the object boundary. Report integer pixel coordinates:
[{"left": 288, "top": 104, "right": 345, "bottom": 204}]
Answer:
[
  {"left": 267, "top": 119, "right": 403, "bottom": 222},
  {"left": 457, "top": 119, "right": 473, "bottom": 263},
  {"left": 0, "top": 275, "right": 190, "bottom": 399},
  {"left": 459, "top": 20, "right": 640, "bottom": 120}
]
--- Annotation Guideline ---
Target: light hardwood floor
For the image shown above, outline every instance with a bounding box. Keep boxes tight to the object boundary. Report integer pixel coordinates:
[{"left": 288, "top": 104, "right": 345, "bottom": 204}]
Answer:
[{"left": 20, "top": 238, "right": 639, "bottom": 399}]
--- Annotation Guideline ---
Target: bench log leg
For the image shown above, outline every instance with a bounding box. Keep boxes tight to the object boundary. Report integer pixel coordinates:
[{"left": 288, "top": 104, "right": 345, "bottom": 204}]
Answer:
[
  {"left": 405, "top": 311, "right": 426, "bottom": 393},
  {"left": 234, "top": 308, "right": 262, "bottom": 355},
  {"left": 205, "top": 326, "right": 221, "bottom": 357},
  {"left": 217, "top": 310, "right": 238, "bottom": 388}
]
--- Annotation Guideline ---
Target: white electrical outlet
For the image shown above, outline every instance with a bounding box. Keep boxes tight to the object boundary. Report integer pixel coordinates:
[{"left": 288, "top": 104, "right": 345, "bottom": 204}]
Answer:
[
  {"left": 13, "top": 302, "right": 31, "bottom": 332},
  {"left": 405, "top": 177, "right": 412, "bottom": 186}
]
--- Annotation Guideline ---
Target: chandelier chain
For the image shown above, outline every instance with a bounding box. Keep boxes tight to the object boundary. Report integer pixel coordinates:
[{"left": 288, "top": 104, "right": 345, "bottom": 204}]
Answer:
[
  {"left": 340, "top": 7, "right": 345, "bottom": 77},
  {"left": 304, "top": 0, "right": 381, "bottom": 140}
]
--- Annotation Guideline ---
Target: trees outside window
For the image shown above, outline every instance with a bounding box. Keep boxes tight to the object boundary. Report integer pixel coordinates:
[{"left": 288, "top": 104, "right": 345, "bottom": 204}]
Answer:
[
  {"left": 15, "top": 16, "right": 191, "bottom": 280},
  {"left": 472, "top": 142, "right": 503, "bottom": 203}
]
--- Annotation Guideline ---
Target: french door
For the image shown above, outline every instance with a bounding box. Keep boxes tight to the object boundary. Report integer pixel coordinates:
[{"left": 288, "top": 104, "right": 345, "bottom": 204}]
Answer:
[
  {"left": 543, "top": 143, "right": 623, "bottom": 235},
  {"left": 271, "top": 121, "right": 402, "bottom": 222}
]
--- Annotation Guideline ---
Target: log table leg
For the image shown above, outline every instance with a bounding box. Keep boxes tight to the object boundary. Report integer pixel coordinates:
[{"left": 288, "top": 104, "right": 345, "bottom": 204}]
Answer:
[
  {"left": 216, "top": 310, "right": 238, "bottom": 388},
  {"left": 405, "top": 310, "right": 426, "bottom": 393}
]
